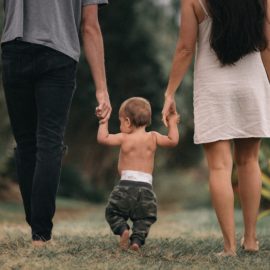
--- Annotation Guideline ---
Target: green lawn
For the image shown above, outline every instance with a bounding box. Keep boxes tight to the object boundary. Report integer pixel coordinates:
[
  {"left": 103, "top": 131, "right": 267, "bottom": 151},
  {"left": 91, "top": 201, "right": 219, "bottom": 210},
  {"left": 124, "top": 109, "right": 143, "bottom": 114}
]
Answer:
[{"left": 0, "top": 199, "right": 270, "bottom": 270}]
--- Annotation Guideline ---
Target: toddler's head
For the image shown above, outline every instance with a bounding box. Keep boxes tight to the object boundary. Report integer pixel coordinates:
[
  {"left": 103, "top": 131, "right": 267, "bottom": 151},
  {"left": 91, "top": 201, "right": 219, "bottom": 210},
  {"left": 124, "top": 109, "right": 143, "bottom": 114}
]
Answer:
[{"left": 119, "top": 97, "right": 151, "bottom": 131}]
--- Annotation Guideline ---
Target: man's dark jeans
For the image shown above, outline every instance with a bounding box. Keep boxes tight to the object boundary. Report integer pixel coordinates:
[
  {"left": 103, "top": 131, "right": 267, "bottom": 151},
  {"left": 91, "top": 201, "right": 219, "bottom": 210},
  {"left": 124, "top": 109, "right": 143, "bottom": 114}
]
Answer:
[{"left": 1, "top": 40, "right": 77, "bottom": 241}]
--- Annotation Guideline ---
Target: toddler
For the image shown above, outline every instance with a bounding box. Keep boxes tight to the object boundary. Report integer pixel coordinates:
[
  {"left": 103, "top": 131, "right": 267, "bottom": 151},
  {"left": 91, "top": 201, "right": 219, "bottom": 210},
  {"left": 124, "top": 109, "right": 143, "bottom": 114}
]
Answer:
[{"left": 97, "top": 97, "right": 179, "bottom": 251}]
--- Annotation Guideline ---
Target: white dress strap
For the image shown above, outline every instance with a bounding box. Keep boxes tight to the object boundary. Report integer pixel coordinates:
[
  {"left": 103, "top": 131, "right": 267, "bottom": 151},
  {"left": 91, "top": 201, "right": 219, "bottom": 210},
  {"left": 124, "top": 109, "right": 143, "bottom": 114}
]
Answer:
[{"left": 198, "top": 0, "right": 209, "bottom": 17}]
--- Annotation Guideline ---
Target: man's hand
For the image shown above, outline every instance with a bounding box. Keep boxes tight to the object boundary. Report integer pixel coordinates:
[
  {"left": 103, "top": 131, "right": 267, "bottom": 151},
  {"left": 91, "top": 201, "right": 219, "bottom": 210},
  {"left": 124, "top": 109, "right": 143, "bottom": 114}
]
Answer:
[{"left": 95, "top": 89, "right": 112, "bottom": 123}]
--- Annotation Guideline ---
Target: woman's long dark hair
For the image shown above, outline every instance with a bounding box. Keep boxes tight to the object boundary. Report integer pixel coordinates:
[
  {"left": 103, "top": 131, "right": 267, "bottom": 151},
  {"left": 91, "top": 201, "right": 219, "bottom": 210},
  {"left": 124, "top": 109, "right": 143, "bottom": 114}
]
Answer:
[{"left": 206, "top": 0, "right": 267, "bottom": 65}]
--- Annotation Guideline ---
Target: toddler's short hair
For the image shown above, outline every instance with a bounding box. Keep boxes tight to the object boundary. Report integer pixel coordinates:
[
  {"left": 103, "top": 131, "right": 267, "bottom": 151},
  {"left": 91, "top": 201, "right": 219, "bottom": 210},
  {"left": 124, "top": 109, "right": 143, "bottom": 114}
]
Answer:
[{"left": 119, "top": 97, "right": 151, "bottom": 127}]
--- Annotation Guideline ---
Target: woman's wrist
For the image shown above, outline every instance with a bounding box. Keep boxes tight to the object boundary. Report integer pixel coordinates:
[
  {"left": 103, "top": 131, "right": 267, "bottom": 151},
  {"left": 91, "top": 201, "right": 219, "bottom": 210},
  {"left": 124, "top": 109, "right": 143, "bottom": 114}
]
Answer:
[{"left": 164, "top": 91, "right": 175, "bottom": 99}]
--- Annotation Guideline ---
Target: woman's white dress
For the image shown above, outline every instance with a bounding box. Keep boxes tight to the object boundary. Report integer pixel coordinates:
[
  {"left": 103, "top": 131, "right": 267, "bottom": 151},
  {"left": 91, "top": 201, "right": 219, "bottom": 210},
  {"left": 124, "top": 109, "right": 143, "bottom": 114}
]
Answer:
[{"left": 194, "top": 0, "right": 270, "bottom": 144}]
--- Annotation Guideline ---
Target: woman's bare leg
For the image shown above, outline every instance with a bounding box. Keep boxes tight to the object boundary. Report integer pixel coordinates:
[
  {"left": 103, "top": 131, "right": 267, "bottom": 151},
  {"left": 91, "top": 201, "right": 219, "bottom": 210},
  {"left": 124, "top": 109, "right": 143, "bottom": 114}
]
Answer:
[
  {"left": 234, "top": 138, "right": 261, "bottom": 251},
  {"left": 204, "top": 140, "right": 236, "bottom": 255}
]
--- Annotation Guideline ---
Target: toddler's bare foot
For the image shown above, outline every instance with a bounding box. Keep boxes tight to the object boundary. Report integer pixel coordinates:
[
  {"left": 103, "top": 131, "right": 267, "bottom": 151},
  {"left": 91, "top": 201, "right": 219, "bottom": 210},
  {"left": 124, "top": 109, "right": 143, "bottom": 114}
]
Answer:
[
  {"left": 119, "top": 230, "right": 129, "bottom": 250},
  {"left": 240, "top": 237, "right": 259, "bottom": 252},
  {"left": 130, "top": 243, "right": 140, "bottom": 252}
]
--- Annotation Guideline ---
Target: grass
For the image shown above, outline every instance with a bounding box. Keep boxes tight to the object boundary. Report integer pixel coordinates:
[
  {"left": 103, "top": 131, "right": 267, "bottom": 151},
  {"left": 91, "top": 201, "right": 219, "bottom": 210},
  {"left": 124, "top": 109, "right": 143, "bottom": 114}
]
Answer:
[{"left": 0, "top": 199, "right": 270, "bottom": 270}]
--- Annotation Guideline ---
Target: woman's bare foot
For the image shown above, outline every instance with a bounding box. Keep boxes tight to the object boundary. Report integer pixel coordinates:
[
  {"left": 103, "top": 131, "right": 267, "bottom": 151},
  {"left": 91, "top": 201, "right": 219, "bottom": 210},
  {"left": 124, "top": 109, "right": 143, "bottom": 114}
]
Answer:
[
  {"left": 119, "top": 230, "right": 130, "bottom": 250},
  {"left": 130, "top": 243, "right": 140, "bottom": 252},
  {"left": 215, "top": 250, "right": 237, "bottom": 257},
  {"left": 240, "top": 237, "right": 259, "bottom": 252}
]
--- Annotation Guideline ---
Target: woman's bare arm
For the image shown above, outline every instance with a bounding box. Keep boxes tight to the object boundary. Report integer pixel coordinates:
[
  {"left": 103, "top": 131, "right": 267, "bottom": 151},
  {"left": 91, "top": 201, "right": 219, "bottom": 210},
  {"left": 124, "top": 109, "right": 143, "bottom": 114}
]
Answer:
[
  {"left": 165, "top": 0, "right": 198, "bottom": 97},
  {"left": 162, "top": 0, "right": 199, "bottom": 125}
]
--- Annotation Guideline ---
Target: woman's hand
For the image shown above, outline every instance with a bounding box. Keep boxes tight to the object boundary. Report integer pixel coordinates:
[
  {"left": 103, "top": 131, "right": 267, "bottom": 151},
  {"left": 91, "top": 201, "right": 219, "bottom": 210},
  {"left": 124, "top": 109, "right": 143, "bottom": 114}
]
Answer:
[
  {"left": 162, "top": 94, "right": 176, "bottom": 127},
  {"left": 160, "top": 0, "right": 197, "bottom": 127}
]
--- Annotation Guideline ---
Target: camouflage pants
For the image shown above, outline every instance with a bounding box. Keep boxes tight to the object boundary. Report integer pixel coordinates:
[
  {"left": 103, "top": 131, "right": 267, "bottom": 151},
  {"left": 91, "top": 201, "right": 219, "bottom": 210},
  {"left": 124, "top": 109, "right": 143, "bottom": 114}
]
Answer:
[{"left": 105, "top": 180, "right": 157, "bottom": 246}]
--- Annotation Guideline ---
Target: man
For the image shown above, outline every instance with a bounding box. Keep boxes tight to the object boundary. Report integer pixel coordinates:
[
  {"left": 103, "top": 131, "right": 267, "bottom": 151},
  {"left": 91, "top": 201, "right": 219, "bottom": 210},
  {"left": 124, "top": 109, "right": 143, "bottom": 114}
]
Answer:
[{"left": 1, "top": 0, "right": 111, "bottom": 246}]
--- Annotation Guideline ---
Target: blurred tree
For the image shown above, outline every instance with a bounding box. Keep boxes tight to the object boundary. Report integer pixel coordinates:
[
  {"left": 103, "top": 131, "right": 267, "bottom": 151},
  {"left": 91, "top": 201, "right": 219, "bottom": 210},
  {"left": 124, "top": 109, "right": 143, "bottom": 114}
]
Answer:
[
  {"left": 0, "top": 2, "right": 13, "bottom": 184},
  {"left": 64, "top": 0, "right": 193, "bottom": 191},
  {"left": 156, "top": 0, "right": 203, "bottom": 168},
  {"left": 258, "top": 140, "right": 270, "bottom": 218},
  {"left": 0, "top": 0, "right": 204, "bottom": 199}
]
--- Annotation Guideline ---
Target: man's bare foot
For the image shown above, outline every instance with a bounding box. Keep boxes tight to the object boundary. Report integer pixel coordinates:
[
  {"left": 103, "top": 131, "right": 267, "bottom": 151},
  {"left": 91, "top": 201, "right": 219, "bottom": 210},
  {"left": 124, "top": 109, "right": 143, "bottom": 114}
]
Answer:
[
  {"left": 120, "top": 230, "right": 129, "bottom": 250},
  {"left": 32, "top": 240, "right": 46, "bottom": 248},
  {"left": 130, "top": 243, "right": 140, "bottom": 252},
  {"left": 240, "top": 237, "right": 259, "bottom": 252},
  {"left": 32, "top": 239, "right": 55, "bottom": 248}
]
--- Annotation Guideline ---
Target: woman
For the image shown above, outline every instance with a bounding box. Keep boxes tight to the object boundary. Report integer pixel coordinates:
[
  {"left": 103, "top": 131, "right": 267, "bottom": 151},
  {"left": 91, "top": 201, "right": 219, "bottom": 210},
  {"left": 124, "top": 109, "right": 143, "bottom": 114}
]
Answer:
[{"left": 162, "top": 0, "right": 270, "bottom": 256}]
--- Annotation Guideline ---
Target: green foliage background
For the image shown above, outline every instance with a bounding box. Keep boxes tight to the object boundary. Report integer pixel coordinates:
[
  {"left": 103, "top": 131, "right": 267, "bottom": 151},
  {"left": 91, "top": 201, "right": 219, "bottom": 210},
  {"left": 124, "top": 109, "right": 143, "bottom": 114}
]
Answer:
[
  {"left": 1, "top": 0, "right": 269, "bottom": 212},
  {"left": 0, "top": 0, "right": 205, "bottom": 205}
]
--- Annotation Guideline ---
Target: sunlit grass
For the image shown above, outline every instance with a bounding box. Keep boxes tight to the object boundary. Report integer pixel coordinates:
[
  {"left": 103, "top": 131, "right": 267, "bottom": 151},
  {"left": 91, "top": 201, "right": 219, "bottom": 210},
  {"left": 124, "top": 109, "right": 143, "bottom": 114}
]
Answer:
[{"left": 0, "top": 200, "right": 270, "bottom": 270}]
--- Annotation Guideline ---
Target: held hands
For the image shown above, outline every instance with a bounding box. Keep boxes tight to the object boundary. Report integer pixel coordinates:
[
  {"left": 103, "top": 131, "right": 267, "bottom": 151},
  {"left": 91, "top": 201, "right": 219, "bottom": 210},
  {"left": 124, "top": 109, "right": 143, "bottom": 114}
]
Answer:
[
  {"left": 162, "top": 94, "right": 177, "bottom": 127},
  {"left": 167, "top": 111, "right": 180, "bottom": 126},
  {"left": 95, "top": 89, "right": 112, "bottom": 124}
]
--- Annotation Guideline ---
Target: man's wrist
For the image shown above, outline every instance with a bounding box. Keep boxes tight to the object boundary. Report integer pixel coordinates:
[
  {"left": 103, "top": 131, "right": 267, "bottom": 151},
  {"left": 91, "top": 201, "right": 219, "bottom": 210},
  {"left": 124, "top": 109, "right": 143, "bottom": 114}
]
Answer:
[{"left": 96, "top": 87, "right": 108, "bottom": 93}]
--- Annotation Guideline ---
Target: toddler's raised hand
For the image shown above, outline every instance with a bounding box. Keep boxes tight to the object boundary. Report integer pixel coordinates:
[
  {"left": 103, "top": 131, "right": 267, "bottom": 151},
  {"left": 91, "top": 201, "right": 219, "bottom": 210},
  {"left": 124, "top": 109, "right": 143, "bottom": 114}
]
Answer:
[{"left": 167, "top": 112, "right": 180, "bottom": 125}]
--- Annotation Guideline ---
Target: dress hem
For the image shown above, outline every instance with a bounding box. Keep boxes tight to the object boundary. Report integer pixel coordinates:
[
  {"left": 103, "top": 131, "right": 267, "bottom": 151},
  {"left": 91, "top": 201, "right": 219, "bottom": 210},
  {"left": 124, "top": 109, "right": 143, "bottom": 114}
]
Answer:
[{"left": 194, "top": 135, "right": 270, "bottom": 145}]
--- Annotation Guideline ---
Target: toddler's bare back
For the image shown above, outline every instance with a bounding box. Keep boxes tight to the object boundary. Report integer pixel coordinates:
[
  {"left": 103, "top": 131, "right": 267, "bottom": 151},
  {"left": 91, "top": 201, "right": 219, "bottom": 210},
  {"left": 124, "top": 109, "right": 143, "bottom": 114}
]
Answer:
[{"left": 118, "top": 131, "right": 156, "bottom": 174}]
